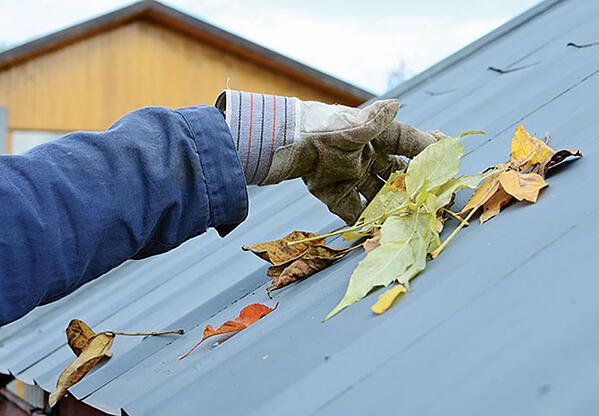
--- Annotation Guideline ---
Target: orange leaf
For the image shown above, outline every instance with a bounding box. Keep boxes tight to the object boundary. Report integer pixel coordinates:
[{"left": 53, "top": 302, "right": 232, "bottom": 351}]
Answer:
[{"left": 178, "top": 303, "right": 277, "bottom": 359}]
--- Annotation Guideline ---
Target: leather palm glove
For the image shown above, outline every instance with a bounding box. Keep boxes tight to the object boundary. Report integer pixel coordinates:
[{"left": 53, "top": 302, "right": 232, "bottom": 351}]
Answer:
[{"left": 216, "top": 90, "right": 444, "bottom": 224}]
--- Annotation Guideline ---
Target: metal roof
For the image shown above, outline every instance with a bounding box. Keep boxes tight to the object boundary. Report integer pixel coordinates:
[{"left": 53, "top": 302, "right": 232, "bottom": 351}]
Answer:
[
  {"left": 0, "top": 0, "right": 373, "bottom": 104},
  {"left": 2, "top": 0, "right": 599, "bottom": 414}
]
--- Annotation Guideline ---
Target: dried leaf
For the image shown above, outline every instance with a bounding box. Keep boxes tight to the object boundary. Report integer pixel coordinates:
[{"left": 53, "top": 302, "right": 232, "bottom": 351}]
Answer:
[
  {"left": 242, "top": 231, "right": 324, "bottom": 266},
  {"left": 509, "top": 124, "right": 554, "bottom": 170},
  {"left": 499, "top": 170, "right": 548, "bottom": 203},
  {"left": 459, "top": 170, "right": 504, "bottom": 215},
  {"left": 436, "top": 213, "right": 445, "bottom": 233},
  {"left": 179, "top": 303, "right": 277, "bottom": 359},
  {"left": 448, "top": 125, "right": 580, "bottom": 231},
  {"left": 267, "top": 246, "right": 348, "bottom": 292},
  {"left": 540, "top": 148, "right": 582, "bottom": 177},
  {"left": 66, "top": 319, "right": 96, "bottom": 356},
  {"left": 480, "top": 186, "right": 512, "bottom": 223},
  {"left": 49, "top": 332, "right": 114, "bottom": 407},
  {"left": 363, "top": 230, "right": 381, "bottom": 254},
  {"left": 371, "top": 285, "right": 406, "bottom": 315}
]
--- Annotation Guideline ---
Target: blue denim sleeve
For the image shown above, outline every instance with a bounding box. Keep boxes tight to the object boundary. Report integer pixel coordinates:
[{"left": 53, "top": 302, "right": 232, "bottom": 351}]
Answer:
[{"left": 0, "top": 105, "right": 248, "bottom": 325}]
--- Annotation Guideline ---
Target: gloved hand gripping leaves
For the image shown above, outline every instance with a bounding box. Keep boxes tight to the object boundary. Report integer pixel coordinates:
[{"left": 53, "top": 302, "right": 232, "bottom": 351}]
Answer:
[{"left": 216, "top": 90, "right": 443, "bottom": 224}]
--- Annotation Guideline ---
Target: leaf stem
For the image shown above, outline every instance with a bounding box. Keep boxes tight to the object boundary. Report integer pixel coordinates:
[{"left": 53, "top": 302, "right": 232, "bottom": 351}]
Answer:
[
  {"left": 289, "top": 202, "right": 409, "bottom": 246},
  {"left": 431, "top": 208, "right": 477, "bottom": 259},
  {"left": 288, "top": 227, "right": 353, "bottom": 245},
  {"left": 105, "top": 329, "right": 185, "bottom": 337},
  {"left": 443, "top": 209, "right": 469, "bottom": 226}
]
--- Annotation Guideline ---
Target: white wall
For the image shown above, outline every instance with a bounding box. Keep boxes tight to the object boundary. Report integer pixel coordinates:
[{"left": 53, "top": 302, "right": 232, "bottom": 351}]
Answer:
[{"left": 12, "top": 130, "right": 65, "bottom": 154}]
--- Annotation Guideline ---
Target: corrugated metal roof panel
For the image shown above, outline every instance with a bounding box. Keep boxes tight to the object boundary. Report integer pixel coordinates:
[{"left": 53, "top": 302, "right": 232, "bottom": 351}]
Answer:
[{"left": 2, "top": 0, "right": 599, "bottom": 414}]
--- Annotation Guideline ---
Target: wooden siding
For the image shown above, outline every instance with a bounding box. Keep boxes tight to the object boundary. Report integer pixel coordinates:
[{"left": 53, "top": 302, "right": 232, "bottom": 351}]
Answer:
[{"left": 0, "top": 20, "right": 352, "bottom": 133}]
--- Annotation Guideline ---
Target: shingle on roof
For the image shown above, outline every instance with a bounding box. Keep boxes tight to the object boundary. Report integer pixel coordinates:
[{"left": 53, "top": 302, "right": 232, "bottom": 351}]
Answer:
[
  {"left": 2, "top": 0, "right": 599, "bottom": 414},
  {"left": 0, "top": 0, "right": 373, "bottom": 103}
]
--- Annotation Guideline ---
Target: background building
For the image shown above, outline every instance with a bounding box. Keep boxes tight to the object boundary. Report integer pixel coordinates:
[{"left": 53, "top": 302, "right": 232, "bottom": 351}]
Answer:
[{"left": 0, "top": 0, "right": 372, "bottom": 154}]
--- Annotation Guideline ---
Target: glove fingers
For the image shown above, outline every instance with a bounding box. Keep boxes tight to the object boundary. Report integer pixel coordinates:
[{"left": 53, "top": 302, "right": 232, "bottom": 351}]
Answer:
[
  {"left": 357, "top": 173, "right": 385, "bottom": 202},
  {"left": 372, "top": 154, "right": 407, "bottom": 180},
  {"left": 372, "top": 120, "right": 440, "bottom": 158},
  {"left": 329, "top": 100, "right": 399, "bottom": 149},
  {"left": 308, "top": 181, "right": 365, "bottom": 225}
]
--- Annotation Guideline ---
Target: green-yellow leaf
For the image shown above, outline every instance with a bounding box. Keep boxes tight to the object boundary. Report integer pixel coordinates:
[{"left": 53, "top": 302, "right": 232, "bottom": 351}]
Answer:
[
  {"left": 325, "top": 213, "right": 436, "bottom": 320},
  {"left": 405, "top": 136, "right": 464, "bottom": 197},
  {"left": 434, "top": 172, "right": 493, "bottom": 211},
  {"left": 343, "top": 172, "right": 408, "bottom": 240}
]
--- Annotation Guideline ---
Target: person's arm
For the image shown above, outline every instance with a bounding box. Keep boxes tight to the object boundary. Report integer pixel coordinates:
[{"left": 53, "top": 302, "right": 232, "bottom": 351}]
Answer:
[{"left": 0, "top": 105, "right": 247, "bottom": 325}]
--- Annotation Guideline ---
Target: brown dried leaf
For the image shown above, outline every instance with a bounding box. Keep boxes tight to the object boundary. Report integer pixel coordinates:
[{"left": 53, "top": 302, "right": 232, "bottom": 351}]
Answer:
[
  {"left": 499, "top": 171, "right": 548, "bottom": 203},
  {"left": 49, "top": 332, "right": 114, "bottom": 407},
  {"left": 66, "top": 319, "right": 96, "bottom": 356},
  {"left": 267, "top": 245, "right": 349, "bottom": 292},
  {"left": 459, "top": 170, "right": 503, "bottom": 215},
  {"left": 363, "top": 230, "right": 381, "bottom": 254},
  {"left": 242, "top": 231, "right": 324, "bottom": 266},
  {"left": 540, "top": 148, "right": 583, "bottom": 177},
  {"left": 480, "top": 186, "right": 513, "bottom": 223}
]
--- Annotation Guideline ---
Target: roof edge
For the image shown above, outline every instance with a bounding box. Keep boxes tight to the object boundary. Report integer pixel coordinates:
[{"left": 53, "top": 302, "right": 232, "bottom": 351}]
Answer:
[
  {"left": 371, "top": 0, "right": 567, "bottom": 104},
  {"left": 0, "top": 0, "right": 374, "bottom": 102}
]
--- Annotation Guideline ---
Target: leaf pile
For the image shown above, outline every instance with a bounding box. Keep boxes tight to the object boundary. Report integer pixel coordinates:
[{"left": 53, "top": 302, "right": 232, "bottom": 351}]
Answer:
[
  {"left": 50, "top": 319, "right": 184, "bottom": 407},
  {"left": 459, "top": 125, "right": 582, "bottom": 223},
  {"left": 243, "top": 231, "right": 350, "bottom": 292},
  {"left": 243, "top": 125, "right": 581, "bottom": 320},
  {"left": 325, "top": 135, "right": 489, "bottom": 319},
  {"left": 178, "top": 303, "right": 277, "bottom": 359}
]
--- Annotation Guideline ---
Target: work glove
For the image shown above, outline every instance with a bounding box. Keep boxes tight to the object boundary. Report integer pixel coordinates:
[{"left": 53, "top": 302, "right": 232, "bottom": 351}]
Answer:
[{"left": 216, "top": 90, "right": 444, "bottom": 224}]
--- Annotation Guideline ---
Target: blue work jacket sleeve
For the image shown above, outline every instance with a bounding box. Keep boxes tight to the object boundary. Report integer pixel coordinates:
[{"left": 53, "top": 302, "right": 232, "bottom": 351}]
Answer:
[{"left": 0, "top": 105, "right": 248, "bottom": 325}]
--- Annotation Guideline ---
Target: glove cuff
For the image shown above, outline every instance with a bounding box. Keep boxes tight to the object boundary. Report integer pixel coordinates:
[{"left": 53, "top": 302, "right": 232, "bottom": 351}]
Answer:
[{"left": 215, "top": 89, "right": 300, "bottom": 185}]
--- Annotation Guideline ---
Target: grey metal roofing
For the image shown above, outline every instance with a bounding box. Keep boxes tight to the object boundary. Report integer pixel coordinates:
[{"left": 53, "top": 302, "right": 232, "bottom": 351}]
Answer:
[
  {"left": 0, "top": 0, "right": 373, "bottom": 103},
  {"left": 2, "top": 0, "right": 599, "bottom": 414}
]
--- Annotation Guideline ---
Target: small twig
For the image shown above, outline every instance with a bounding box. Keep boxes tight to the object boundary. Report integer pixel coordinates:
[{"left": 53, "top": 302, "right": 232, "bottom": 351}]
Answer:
[
  {"left": 178, "top": 331, "right": 242, "bottom": 360},
  {"left": 346, "top": 242, "right": 367, "bottom": 252},
  {"left": 443, "top": 208, "right": 469, "bottom": 226},
  {"left": 431, "top": 208, "right": 477, "bottom": 259},
  {"left": 288, "top": 226, "right": 353, "bottom": 245},
  {"left": 289, "top": 202, "right": 409, "bottom": 246},
  {"left": 459, "top": 130, "right": 486, "bottom": 138},
  {"left": 105, "top": 329, "right": 185, "bottom": 337}
]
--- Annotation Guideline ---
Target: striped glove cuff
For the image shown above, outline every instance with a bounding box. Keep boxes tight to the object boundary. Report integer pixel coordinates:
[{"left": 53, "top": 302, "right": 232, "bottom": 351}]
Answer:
[{"left": 215, "top": 90, "right": 300, "bottom": 185}]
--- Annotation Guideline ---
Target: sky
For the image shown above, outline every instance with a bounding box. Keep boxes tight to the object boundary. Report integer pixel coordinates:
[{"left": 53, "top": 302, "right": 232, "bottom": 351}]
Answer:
[{"left": 0, "top": 0, "right": 541, "bottom": 94}]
